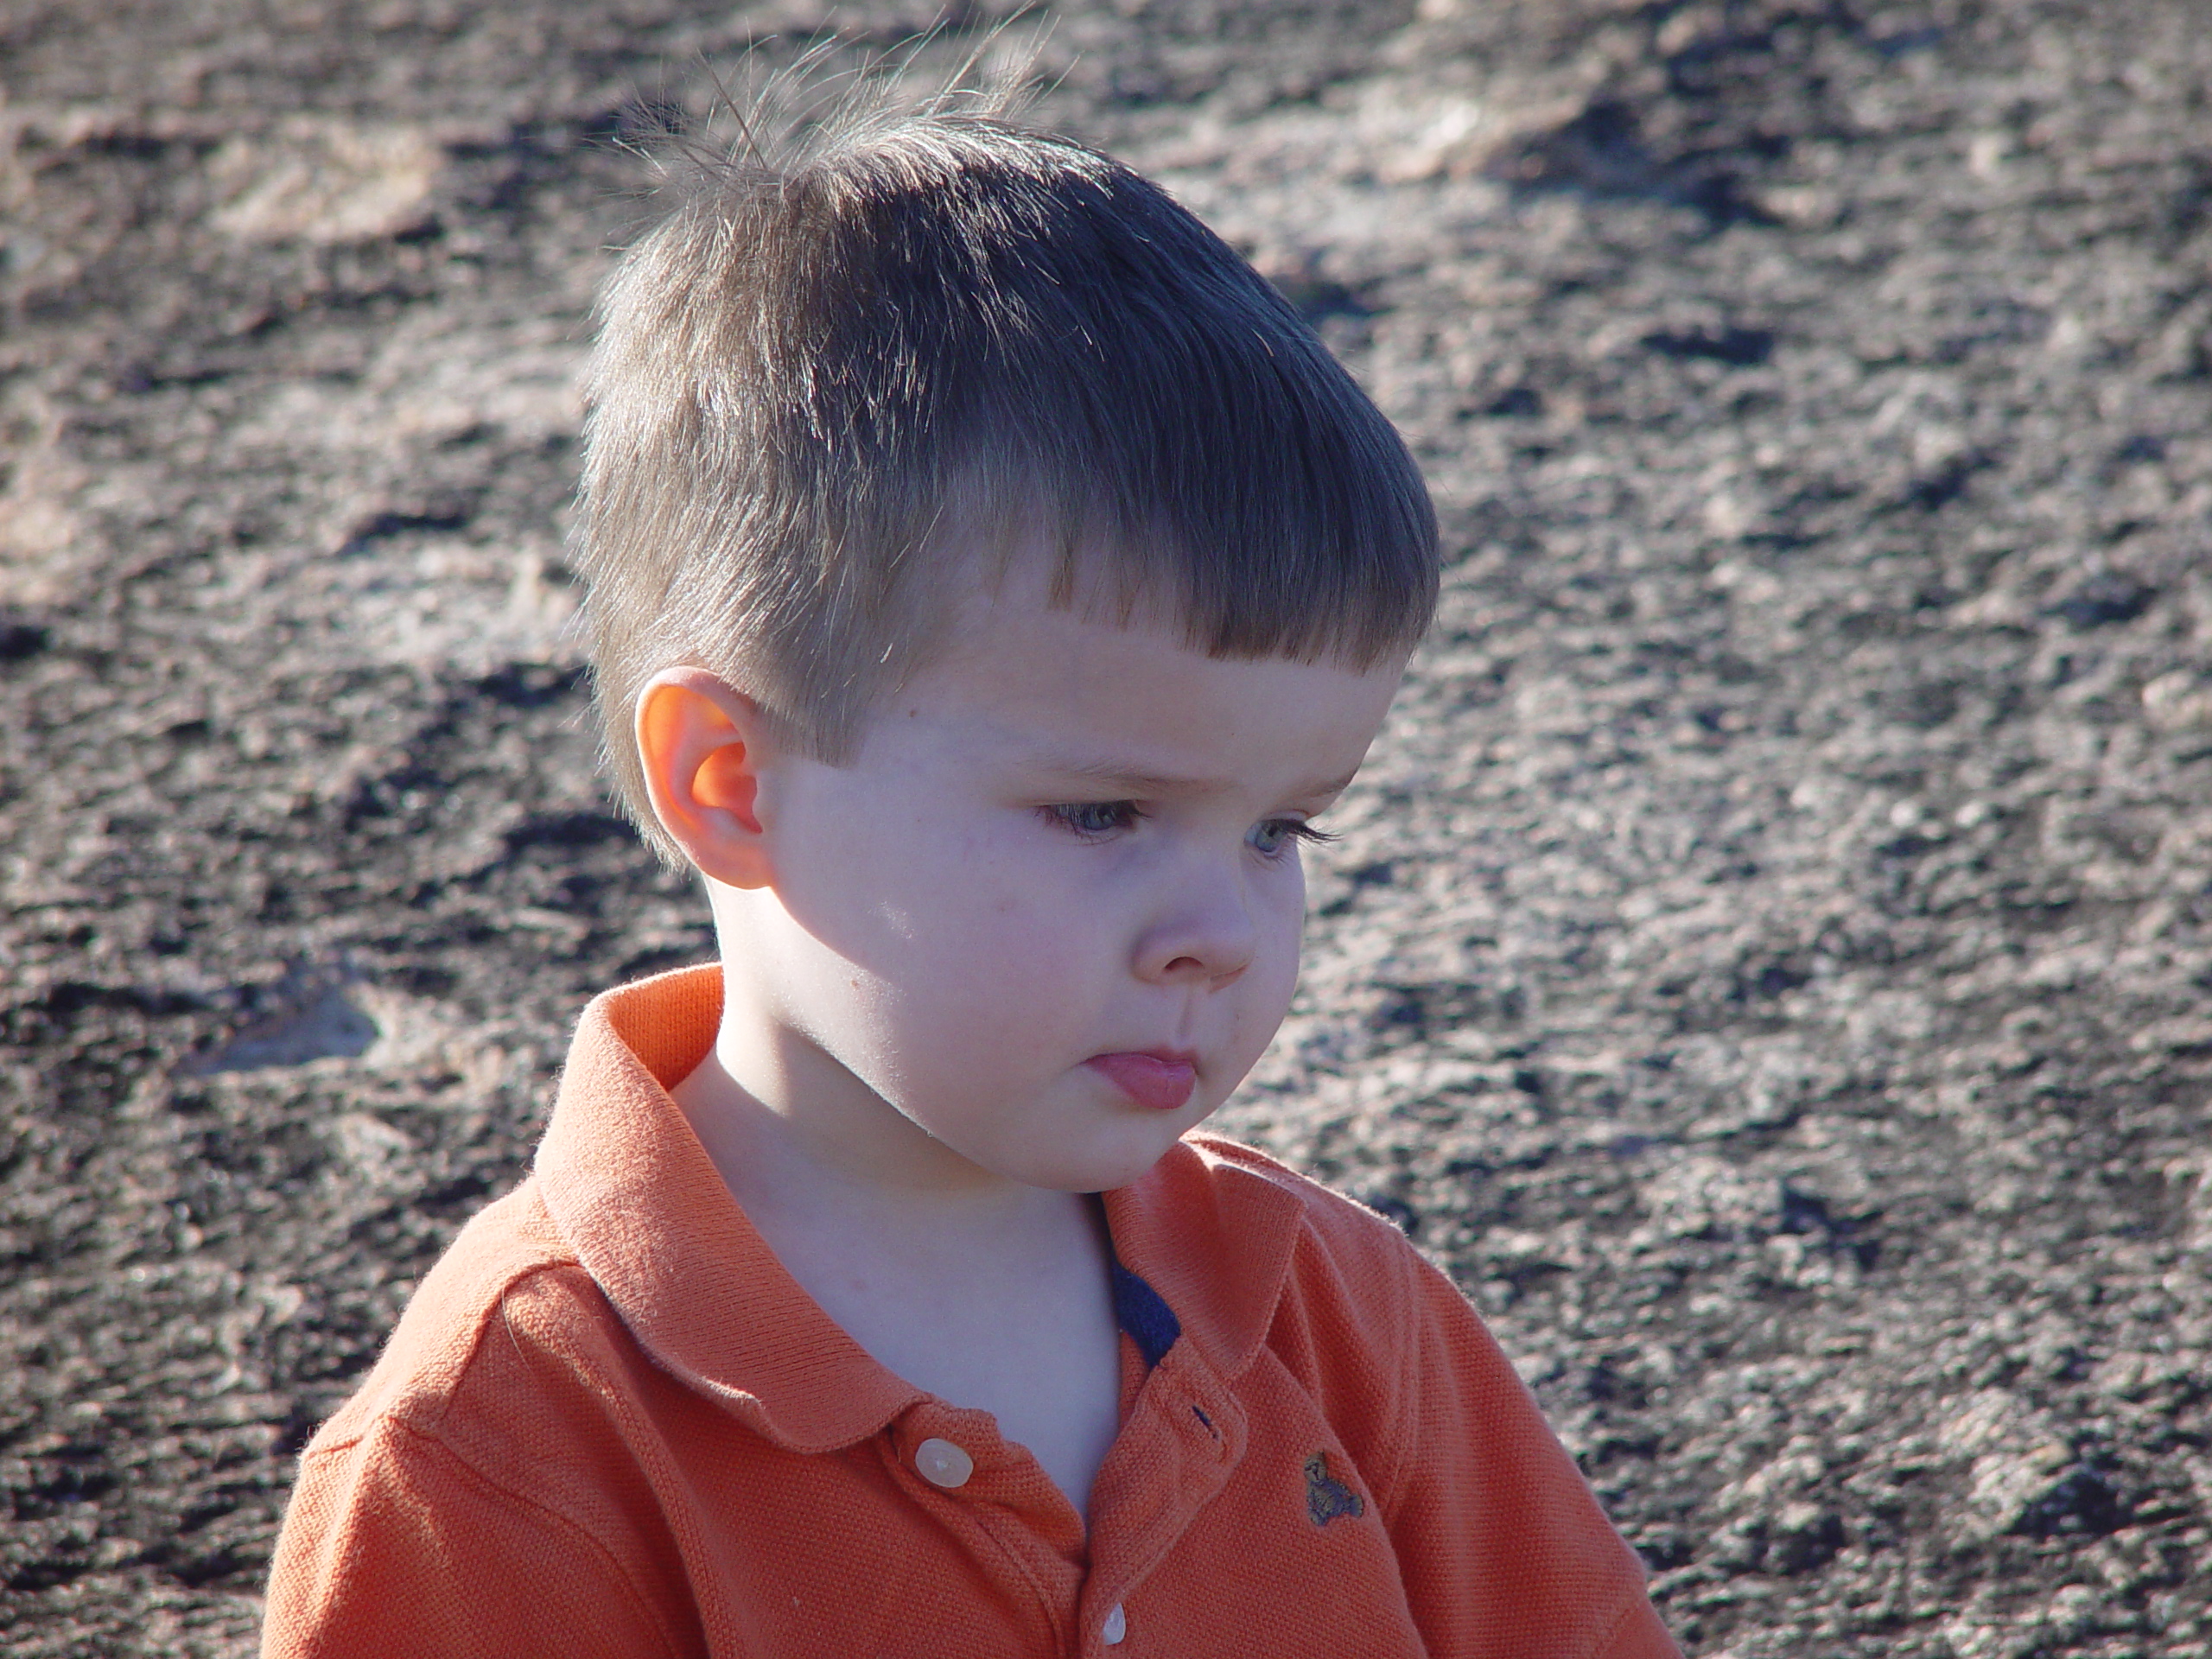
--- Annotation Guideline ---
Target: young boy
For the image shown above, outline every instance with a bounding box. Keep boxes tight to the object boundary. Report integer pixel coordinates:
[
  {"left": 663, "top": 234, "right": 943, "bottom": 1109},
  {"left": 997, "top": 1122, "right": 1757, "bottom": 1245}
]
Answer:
[{"left": 262, "top": 79, "right": 1679, "bottom": 1659}]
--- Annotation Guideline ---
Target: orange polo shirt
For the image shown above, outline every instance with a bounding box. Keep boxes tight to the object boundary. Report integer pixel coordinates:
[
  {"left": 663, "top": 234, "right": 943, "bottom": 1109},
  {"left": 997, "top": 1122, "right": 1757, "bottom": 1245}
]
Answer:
[{"left": 263, "top": 967, "right": 1678, "bottom": 1658}]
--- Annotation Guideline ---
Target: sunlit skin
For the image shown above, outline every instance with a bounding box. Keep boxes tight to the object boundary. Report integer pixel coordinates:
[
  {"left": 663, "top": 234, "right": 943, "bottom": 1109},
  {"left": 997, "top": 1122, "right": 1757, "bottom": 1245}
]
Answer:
[{"left": 636, "top": 550, "right": 1407, "bottom": 1521}]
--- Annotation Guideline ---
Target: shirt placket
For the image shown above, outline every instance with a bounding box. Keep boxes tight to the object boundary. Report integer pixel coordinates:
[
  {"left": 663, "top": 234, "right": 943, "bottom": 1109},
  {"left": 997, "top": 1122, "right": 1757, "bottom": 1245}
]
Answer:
[
  {"left": 884, "top": 1402, "right": 1089, "bottom": 1653},
  {"left": 1076, "top": 1347, "right": 1249, "bottom": 1656}
]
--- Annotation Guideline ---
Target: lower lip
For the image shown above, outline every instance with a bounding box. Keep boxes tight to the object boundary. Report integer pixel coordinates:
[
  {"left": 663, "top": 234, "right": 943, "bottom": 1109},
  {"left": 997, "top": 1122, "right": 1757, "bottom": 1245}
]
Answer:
[{"left": 1087, "top": 1052, "right": 1198, "bottom": 1112}]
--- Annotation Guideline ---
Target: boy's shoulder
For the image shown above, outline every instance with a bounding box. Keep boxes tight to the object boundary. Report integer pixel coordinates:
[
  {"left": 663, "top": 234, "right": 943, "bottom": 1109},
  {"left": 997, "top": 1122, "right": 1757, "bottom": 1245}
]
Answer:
[
  {"left": 263, "top": 1176, "right": 716, "bottom": 1657},
  {"left": 300, "top": 1177, "right": 614, "bottom": 1461}
]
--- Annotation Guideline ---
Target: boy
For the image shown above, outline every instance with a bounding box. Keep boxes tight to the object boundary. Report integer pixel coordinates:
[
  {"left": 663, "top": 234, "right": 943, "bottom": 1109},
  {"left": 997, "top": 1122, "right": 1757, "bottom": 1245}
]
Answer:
[{"left": 262, "top": 78, "right": 1679, "bottom": 1659}]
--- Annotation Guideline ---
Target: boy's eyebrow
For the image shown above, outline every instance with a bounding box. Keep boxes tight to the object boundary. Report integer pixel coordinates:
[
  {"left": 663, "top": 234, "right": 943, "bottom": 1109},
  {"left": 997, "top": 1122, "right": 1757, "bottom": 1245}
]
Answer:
[{"left": 1038, "top": 754, "right": 1363, "bottom": 801}]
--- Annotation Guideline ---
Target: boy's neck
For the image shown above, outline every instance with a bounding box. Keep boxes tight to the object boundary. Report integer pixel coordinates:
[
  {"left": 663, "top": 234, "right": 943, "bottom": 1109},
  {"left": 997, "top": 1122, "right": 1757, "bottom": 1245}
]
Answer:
[
  {"left": 672, "top": 1018, "right": 1079, "bottom": 1236},
  {"left": 669, "top": 1002, "right": 1126, "bottom": 1522},
  {"left": 683, "top": 955, "right": 1049, "bottom": 1211}
]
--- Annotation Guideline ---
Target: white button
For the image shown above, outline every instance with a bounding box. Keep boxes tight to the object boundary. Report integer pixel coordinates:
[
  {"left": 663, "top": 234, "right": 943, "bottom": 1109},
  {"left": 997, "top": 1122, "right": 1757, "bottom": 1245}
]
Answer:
[
  {"left": 1102, "top": 1603, "right": 1127, "bottom": 1645},
  {"left": 913, "top": 1437, "right": 974, "bottom": 1489}
]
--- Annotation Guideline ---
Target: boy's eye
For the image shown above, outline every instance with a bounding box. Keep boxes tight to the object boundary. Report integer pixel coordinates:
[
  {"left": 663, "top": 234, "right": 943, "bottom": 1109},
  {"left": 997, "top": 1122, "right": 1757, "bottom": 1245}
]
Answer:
[
  {"left": 1045, "top": 801, "right": 1143, "bottom": 837},
  {"left": 1249, "top": 817, "right": 1334, "bottom": 858}
]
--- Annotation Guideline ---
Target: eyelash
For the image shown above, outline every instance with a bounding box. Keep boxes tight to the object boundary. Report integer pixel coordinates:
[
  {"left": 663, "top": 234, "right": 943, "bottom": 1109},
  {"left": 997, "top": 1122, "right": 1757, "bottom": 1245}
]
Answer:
[
  {"left": 1259, "top": 819, "right": 1338, "bottom": 855},
  {"left": 1040, "top": 802, "right": 1337, "bottom": 856},
  {"left": 1045, "top": 801, "right": 1145, "bottom": 837}
]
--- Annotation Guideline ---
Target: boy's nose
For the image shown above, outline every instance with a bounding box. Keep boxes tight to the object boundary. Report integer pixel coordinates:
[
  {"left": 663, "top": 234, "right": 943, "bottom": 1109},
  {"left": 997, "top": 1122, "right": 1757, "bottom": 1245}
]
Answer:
[{"left": 1133, "top": 870, "right": 1259, "bottom": 987}]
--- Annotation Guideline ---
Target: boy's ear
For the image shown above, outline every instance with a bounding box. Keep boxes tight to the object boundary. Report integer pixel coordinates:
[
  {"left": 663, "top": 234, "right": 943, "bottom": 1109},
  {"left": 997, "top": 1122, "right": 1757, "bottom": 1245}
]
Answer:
[{"left": 634, "top": 667, "right": 776, "bottom": 890}]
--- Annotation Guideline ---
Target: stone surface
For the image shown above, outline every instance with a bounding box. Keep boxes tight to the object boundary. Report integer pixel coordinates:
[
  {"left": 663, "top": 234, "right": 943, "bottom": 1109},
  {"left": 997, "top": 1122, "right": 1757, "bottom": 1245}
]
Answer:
[{"left": 3, "top": 2, "right": 2209, "bottom": 1653}]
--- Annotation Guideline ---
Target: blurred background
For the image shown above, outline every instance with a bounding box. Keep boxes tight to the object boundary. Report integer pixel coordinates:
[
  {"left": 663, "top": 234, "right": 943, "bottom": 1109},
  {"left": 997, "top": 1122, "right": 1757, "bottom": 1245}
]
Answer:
[{"left": 3, "top": 2, "right": 2209, "bottom": 1653}]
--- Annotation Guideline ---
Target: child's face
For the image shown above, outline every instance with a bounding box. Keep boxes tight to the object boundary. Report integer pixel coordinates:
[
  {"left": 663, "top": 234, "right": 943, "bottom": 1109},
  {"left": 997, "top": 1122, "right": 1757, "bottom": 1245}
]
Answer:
[{"left": 721, "top": 560, "right": 1407, "bottom": 1196}]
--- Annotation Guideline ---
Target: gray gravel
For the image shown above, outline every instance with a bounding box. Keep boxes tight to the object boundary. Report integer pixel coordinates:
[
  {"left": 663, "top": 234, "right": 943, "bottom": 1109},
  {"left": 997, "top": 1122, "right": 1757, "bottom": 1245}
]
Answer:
[{"left": 3, "top": 2, "right": 2209, "bottom": 1654}]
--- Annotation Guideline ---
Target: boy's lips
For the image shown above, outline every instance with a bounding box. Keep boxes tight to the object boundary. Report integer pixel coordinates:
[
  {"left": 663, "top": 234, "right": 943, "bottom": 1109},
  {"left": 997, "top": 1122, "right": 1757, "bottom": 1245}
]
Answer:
[{"left": 1086, "top": 1050, "right": 1199, "bottom": 1112}]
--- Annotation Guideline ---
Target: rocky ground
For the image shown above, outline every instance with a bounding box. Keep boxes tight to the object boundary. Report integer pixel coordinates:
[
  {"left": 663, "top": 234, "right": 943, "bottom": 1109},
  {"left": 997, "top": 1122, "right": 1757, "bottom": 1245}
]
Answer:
[{"left": 3, "top": 1, "right": 2209, "bottom": 1653}]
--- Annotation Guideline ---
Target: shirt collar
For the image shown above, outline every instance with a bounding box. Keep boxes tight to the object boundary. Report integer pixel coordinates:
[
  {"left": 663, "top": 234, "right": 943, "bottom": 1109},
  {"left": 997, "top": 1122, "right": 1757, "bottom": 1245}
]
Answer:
[
  {"left": 1101, "top": 1139, "right": 1304, "bottom": 1380},
  {"left": 535, "top": 966, "right": 920, "bottom": 1452},
  {"left": 535, "top": 964, "right": 1305, "bottom": 1449}
]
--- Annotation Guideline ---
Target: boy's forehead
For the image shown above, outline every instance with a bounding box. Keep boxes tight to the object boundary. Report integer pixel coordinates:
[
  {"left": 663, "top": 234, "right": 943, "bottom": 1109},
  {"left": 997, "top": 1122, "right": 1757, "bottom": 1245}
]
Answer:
[
  {"left": 1008, "top": 738, "right": 1370, "bottom": 803},
  {"left": 879, "top": 554, "right": 1405, "bottom": 789}
]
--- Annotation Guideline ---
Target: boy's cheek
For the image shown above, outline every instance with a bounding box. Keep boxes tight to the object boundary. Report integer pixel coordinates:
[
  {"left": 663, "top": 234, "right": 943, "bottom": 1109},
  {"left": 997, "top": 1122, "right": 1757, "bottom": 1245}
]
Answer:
[
  {"left": 921, "top": 856, "right": 1124, "bottom": 966},
  {"left": 1224, "top": 918, "right": 1307, "bottom": 1063}
]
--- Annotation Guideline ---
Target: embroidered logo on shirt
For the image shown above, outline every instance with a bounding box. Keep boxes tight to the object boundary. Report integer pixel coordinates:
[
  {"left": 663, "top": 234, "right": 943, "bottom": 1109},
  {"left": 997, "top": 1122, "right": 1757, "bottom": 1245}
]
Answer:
[{"left": 1304, "top": 1452, "right": 1364, "bottom": 1526}]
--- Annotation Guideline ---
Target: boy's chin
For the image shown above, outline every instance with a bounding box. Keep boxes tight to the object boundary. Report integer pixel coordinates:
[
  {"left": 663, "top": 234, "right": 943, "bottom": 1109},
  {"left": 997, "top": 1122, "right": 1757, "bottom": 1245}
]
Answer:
[{"left": 1009, "top": 1136, "right": 1194, "bottom": 1197}]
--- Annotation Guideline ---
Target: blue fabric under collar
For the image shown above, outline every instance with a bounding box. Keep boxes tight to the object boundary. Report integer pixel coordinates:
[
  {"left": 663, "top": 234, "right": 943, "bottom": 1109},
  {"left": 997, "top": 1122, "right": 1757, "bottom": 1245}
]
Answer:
[{"left": 1109, "top": 1256, "right": 1181, "bottom": 1368}]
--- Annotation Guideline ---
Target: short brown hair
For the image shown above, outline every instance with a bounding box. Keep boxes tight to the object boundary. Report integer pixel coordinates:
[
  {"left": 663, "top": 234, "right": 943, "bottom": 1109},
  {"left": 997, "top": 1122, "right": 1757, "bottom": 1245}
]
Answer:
[{"left": 572, "top": 74, "right": 1438, "bottom": 865}]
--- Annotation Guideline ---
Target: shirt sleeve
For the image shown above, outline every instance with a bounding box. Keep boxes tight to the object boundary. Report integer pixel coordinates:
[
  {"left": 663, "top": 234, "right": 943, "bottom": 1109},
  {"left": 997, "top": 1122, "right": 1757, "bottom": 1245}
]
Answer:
[
  {"left": 261, "top": 1415, "right": 691, "bottom": 1659},
  {"left": 1377, "top": 1245, "right": 1683, "bottom": 1659}
]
